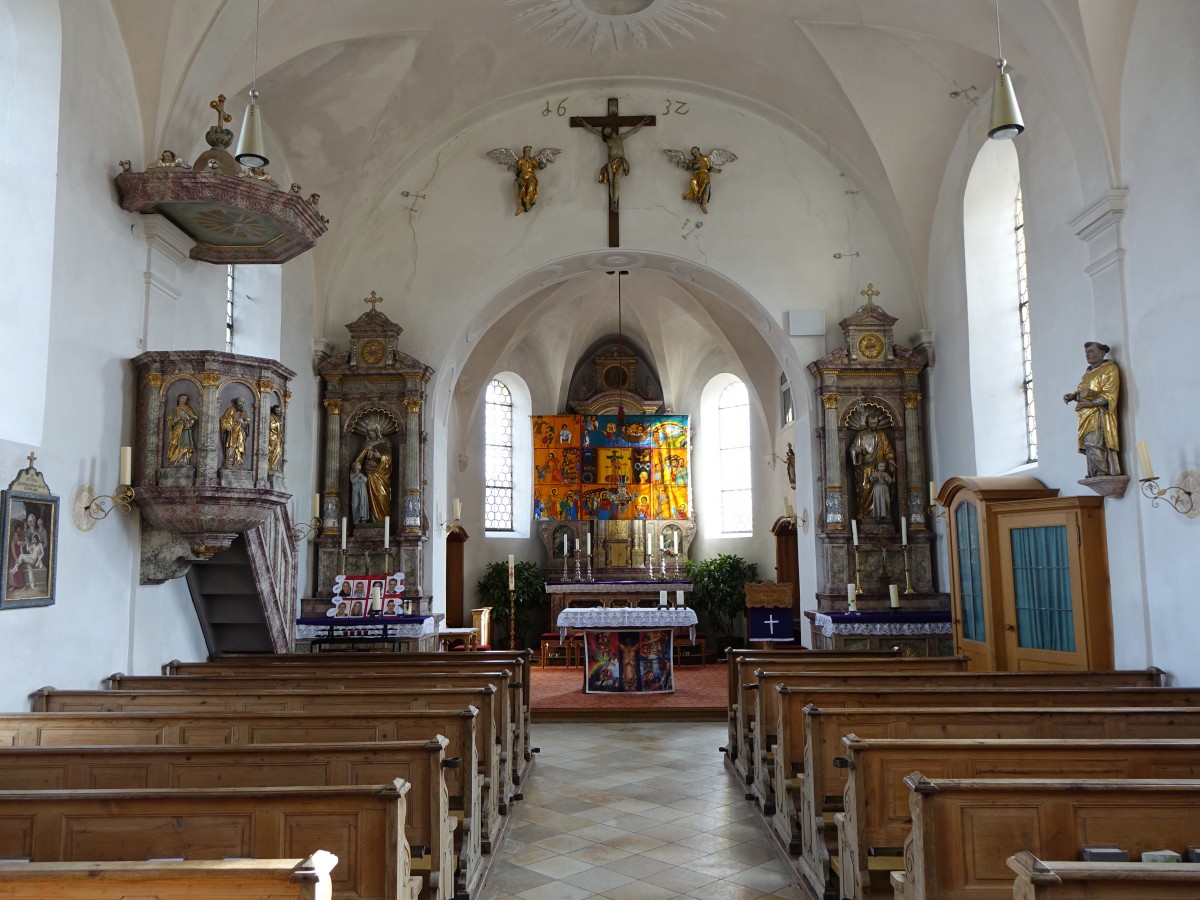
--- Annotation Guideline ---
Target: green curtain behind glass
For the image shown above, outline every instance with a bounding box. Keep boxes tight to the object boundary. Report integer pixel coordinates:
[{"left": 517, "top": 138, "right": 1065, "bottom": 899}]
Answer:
[{"left": 1010, "top": 524, "right": 1075, "bottom": 652}]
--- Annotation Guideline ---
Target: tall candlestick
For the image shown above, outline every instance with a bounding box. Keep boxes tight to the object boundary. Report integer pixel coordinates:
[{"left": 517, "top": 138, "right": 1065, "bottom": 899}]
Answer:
[
  {"left": 340, "top": 517, "right": 347, "bottom": 550},
  {"left": 383, "top": 516, "right": 390, "bottom": 548},
  {"left": 889, "top": 584, "right": 900, "bottom": 608},
  {"left": 312, "top": 493, "right": 320, "bottom": 519},
  {"left": 1137, "top": 441, "right": 1154, "bottom": 479},
  {"left": 851, "top": 519, "right": 859, "bottom": 545},
  {"left": 900, "top": 517, "right": 907, "bottom": 546},
  {"left": 119, "top": 446, "right": 132, "bottom": 485},
  {"left": 507, "top": 554, "right": 515, "bottom": 591}
]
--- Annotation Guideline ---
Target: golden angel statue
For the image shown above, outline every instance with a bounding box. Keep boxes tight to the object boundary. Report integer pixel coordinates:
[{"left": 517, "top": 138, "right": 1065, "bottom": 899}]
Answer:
[
  {"left": 487, "top": 145, "right": 562, "bottom": 215},
  {"left": 663, "top": 146, "right": 737, "bottom": 214}
]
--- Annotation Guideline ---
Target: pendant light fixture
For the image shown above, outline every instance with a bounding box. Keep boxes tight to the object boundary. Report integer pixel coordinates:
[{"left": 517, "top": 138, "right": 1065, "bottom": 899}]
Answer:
[
  {"left": 235, "top": 0, "right": 270, "bottom": 167},
  {"left": 608, "top": 269, "right": 629, "bottom": 425},
  {"left": 988, "top": 0, "right": 1025, "bottom": 139}
]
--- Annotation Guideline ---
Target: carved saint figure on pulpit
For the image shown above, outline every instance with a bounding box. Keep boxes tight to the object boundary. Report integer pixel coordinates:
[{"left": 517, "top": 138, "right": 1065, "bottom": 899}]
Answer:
[
  {"left": 848, "top": 409, "right": 896, "bottom": 519},
  {"left": 165, "top": 393, "right": 199, "bottom": 465},
  {"left": 267, "top": 405, "right": 283, "bottom": 472},
  {"left": 1063, "top": 341, "right": 1121, "bottom": 477},
  {"left": 354, "top": 423, "right": 393, "bottom": 523},
  {"left": 219, "top": 397, "right": 251, "bottom": 467}
]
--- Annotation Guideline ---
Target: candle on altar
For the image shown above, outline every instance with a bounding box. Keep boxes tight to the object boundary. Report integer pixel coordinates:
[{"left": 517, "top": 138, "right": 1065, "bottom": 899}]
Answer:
[
  {"left": 659, "top": 535, "right": 665, "bottom": 551},
  {"left": 369, "top": 582, "right": 382, "bottom": 613},
  {"left": 658, "top": 590, "right": 668, "bottom": 608},
  {"left": 586, "top": 532, "right": 591, "bottom": 555},
  {"left": 340, "top": 517, "right": 347, "bottom": 550},
  {"left": 889, "top": 584, "right": 900, "bottom": 608},
  {"left": 673, "top": 532, "right": 679, "bottom": 555},
  {"left": 900, "top": 517, "right": 907, "bottom": 546},
  {"left": 675, "top": 589, "right": 684, "bottom": 607},
  {"left": 847, "top": 582, "right": 857, "bottom": 611},
  {"left": 575, "top": 538, "right": 580, "bottom": 555},
  {"left": 119, "top": 446, "right": 132, "bottom": 485},
  {"left": 312, "top": 493, "right": 320, "bottom": 519},
  {"left": 851, "top": 519, "right": 859, "bottom": 545},
  {"left": 383, "top": 516, "right": 390, "bottom": 548},
  {"left": 562, "top": 533, "right": 568, "bottom": 557},
  {"left": 507, "top": 554, "right": 515, "bottom": 591},
  {"left": 929, "top": 480, "right": 937, "bottom": 505},
  {"left": 1138, "top": 441, "right": 1154, "bottom": 479}
]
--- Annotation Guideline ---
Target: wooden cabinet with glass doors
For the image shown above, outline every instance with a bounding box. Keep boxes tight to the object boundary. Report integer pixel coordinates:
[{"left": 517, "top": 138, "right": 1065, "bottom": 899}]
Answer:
[{"left": 940, "top": 476, "right": 1113, "bottom": 671}]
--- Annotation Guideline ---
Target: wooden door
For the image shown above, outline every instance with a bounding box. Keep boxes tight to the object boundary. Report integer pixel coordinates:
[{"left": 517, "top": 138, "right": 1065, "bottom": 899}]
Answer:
[
  {"left": 445, "top": 525, "right": 468, "bottom": 628},
  {"left": 771, "top": 517, "right": 800, "bottom": 616},
  {"left": 947, "top": 499, "right": 996, "bottom": 670}
]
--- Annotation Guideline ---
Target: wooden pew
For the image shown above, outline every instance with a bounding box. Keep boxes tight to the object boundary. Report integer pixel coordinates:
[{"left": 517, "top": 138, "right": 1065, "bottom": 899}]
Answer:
[
  {"left": 751, "top": 667, "right": 1163, "bottom": 815},
  {"left": 732, "top": 655, "right": 969, "bottom": 788},
  {"left": 0, "top": 739, "right": 462, "bottom": 900},
  {"left": 31, "top": 683, "right": 510, "bottom": 827},
  {"left": 0, "top": 852, "right": 338, "bottom": 900},
  {"left": 723, "top": 649, "right": 903, "bottom": 764},
  {"left": 775, "top": 687, "right": 1200, "bottom": 898},
  {"left": 164, "top": 651, "right": 535, "bottom": 775},
  {"left": 9, "top": 702, "right": 499, "bottom": 857},
  {"left": 1007, "top": 850, "right": 1200, "bottom": 900},
  {"left": 891, "top": 775, "right": 1200, "bottom": 900},
  {"left": 0, "top": 780, "right": 421, "bottom": 900},
  {"left": 110, "top": 668, "right": 525, "bottom": 804},
  {"left": 107, "top": 669, "right": 525, "bottom": 800},
  {"left": 835, "top": 737, "right": 1200, "bottom": 900}
]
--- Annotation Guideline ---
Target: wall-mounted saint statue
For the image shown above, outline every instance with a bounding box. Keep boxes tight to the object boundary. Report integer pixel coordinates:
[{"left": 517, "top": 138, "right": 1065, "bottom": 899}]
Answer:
[
  {"left": 486, "top": 146, "right": 562, "bottom": 215},
  {"left": 663, "top": 146, "right": 737, "bottom": 214},
  {"left": 846, "top": 404, "right": 896, "bottom": 520},
  {"left": 1063, "top": 341, "right": 1121, "bottom": 477},
  {"left": 219, "top": 397, "right": 251, "bottom": 468}
]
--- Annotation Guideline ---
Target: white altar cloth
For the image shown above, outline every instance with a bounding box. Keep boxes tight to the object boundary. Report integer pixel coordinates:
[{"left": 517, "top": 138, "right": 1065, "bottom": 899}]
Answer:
[{"left": 556, "top": 607, "right": 698, "bottom": 641}]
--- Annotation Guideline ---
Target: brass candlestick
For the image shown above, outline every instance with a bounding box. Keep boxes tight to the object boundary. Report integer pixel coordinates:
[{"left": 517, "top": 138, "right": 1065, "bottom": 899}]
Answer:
[
  {"left": 901, "top": 544, "right": 915, "bottom": 594},
  {"left": 507, "top": 587, "right": 516, "bottom": 652},
  {"left": 853, "top": 546, "right": 862, "bottom": 587},
  {"left": 338, "top": 548, "right": 347, "bottom": 575}
]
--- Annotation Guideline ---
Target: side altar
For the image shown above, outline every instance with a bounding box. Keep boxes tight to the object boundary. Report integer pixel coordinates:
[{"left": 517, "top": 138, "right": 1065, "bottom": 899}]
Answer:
[{"left": 806, "top": 286, "right": 951, "bottom": 654}]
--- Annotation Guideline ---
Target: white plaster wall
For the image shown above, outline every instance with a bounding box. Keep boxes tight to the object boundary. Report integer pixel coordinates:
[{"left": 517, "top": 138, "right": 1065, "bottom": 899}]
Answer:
[
  {"left": 1119, "top": 2, "right": 1200, "bottom": 685},
  {"left": 0, "top": 0, "right": 59, "bottom": 447}
]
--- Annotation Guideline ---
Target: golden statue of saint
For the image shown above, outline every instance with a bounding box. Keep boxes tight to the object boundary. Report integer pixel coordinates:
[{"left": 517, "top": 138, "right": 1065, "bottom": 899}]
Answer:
[
  {"left": 849, "top": 412, "right": 896, "bottom": 519},
  {"left": 354, "top": 424, "right": 392, "bottom": 523},
  {"left": 1063, "top": 341, "right": 1121, "bottom": 476},
  {"left": 219, "top": 397, "right": 251, "bottom": 467},
  {"left": 165, "top": 393, "right": 199, "bottom": 465},
  {"left": 267, "top": 404, "right": 283, "bottom": 472}
]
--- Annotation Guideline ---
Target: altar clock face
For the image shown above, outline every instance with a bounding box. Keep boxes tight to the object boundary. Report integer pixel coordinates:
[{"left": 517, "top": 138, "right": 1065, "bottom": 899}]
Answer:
[
  {"left": 359, "top": 338, "right": 385, "bottom": 365},
  {"left": 857, "top": 332, "right": 885, "bottom": 360}
]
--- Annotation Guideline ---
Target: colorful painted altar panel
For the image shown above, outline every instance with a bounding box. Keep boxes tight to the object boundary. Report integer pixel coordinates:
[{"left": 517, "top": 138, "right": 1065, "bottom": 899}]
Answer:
[
  {"left": 584, "top": 628, "right": 675, "bottom": 693},
  {"left": 532, "top": 415, "right": 691, "bottom": 520}
]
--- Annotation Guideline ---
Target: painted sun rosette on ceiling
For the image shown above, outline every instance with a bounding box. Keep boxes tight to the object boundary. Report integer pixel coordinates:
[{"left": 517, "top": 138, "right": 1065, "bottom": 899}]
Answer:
[{"left": 509, "top": 0, "right": 723, "bottom": 51}]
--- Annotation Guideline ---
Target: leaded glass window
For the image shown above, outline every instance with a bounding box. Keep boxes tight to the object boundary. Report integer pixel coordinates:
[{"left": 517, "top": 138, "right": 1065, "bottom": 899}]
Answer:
[
  {"left": 484, "top": 379, "right": 513, "bottom": 532},
  {"left": 1015, "top": 187, "right": 1038, "bottom": 462},
  {"left": 718, "top": 380, "right": 752, "bottom": 535}
]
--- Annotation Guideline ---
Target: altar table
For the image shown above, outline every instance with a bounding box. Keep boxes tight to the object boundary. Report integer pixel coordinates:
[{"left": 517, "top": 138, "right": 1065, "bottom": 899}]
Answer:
[
  {"left": 295, "top": 615, "right": 436, "bottom": 652},
  {"left": 545, "top": 580, "right": 693, "bottom": 621},
  {"left": 556, "top": 607, "right": 698, "bottom": 694},
  {"left": 804, "top": 609, "right": 953, "bottom": 657}
]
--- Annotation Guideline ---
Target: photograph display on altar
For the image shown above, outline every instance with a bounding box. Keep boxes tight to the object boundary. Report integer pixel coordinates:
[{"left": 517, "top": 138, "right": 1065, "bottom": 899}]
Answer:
[
  {"left": 584, "top": 628, "right": 675, "bottom": 693},
  {"left": 327, "top": 571, "right": 405, "bottom": 617},
  {"left": 534, "top": 414, "right": 690, "bottom": 521}
]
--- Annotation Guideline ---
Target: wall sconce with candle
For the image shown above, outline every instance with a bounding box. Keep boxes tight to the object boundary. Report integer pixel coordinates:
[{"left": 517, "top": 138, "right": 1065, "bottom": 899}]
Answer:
[
  {"left": 72, "top": 447, "right": 135, "bottom": 529},
  {"left": 1137, "top": 441, "right": 1198, "bottom": 518},
  {"left": 926, "top": 479, "right": 947, "bottom": 520},
  {"left": 293, "top": 492, "right": 324, "bottom": 542},
  {"left": 439, "top": 498, "right": 464, "bottom": 535}
]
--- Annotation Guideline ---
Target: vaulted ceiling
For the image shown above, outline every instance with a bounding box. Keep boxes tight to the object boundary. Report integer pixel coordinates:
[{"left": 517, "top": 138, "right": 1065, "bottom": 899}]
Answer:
[{"left": 109, "top": 0, "right": 1133, "bottom": 341}]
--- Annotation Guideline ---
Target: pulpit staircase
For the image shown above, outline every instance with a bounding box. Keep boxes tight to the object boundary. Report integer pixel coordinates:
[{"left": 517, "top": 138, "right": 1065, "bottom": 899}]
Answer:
[{"left": 183, "top": 506, "right": 297, "bottom": 655}]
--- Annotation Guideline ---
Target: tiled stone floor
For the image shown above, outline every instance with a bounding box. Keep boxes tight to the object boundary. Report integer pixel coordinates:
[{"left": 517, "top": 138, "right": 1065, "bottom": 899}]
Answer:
[{"left": 480, "top": 720, "right": 803, "bottom": 899}]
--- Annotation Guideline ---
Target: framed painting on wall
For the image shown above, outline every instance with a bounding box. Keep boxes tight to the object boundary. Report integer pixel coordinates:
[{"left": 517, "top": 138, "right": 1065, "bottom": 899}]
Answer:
[{"left": 1, "top": 457, "right": 59, "bottom": 610}]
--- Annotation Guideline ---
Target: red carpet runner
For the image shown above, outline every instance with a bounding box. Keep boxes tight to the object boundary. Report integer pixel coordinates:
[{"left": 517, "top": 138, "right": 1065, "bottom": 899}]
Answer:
[{"left": 529, "top": 661, "right": 725, "bottom": 718}]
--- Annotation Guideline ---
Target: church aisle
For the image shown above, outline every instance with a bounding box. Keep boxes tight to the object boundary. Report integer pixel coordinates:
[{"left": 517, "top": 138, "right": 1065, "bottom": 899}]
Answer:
[{"left": 481, "top": 721, "right": 801, "bottom": 899}]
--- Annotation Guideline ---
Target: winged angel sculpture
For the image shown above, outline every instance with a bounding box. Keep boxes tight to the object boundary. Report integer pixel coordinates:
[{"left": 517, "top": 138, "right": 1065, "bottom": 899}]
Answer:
[
  {"left": 487, "top": 145, "right": 562, "bottom": 215},
  {"left": 663, "top": 146, "right": 737, "bottom": 214}
]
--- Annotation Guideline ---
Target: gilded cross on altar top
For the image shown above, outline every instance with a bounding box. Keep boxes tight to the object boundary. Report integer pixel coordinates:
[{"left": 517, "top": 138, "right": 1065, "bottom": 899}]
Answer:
[
  {"left": 364, "top": 291, "right": 383, "bottom": 312},
  {"left": 860, "top": 283, "right": 881, "bottom": 307}
]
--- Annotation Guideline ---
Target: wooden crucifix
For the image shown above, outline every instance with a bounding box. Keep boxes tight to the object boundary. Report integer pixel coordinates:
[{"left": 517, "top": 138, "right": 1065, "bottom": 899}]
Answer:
[{"left": 570, "top": 98, "right": 656, "bottom": 247}]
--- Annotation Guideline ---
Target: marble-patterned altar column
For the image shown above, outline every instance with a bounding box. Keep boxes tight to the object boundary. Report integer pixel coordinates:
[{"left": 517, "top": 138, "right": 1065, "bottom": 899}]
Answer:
[
  {"left": 321, "top": 398, "right": 342, "bottom": 533},
  {"left": 821, "top": 392, "right": 845, "bottom": 531},
  {"left": 402, "top": 396, "right": 423, "bottom": 534},
  {"left": 902, "top": 390, "right": 926, "bottom": 531}
]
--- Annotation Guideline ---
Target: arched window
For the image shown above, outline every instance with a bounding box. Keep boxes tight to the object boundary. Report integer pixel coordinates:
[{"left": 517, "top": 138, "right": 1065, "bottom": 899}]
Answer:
[
  {"left": 717, "top": 379, "right": 753, "bottom": 535},
  {"left": 963, "top": 138, "right": 1037, "bottom": 472},
  {"left": 484, "top": 379, "right": 514, "bottom": 532}
]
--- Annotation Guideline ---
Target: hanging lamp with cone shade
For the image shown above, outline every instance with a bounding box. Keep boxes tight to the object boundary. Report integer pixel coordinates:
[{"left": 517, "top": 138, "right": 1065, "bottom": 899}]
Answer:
[
  {"left": 988, "top": 0, "right": 1024, "bottom": 139},
  {"left": 235, "top": 0, "right": 270, "bottom": 166}
]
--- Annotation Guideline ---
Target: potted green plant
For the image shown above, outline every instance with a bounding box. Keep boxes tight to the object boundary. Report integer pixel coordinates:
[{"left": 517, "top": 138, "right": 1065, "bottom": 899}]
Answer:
[
  {"left": 685, "top": 553, "right": 759, "bottom": 653},
  {"left": 476, "top": 559, "right": 548, "bottom": 650}
]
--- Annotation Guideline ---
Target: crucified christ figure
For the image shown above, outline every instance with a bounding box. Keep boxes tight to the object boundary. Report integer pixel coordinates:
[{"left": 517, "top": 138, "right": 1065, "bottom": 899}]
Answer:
[{"left": 576, "top": 116, "right": 653, "bottom": 213}]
